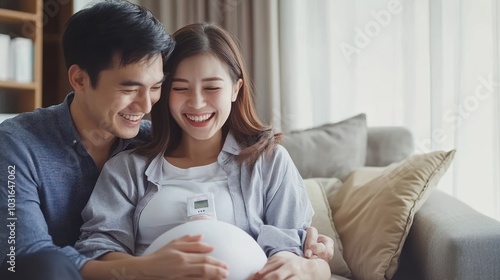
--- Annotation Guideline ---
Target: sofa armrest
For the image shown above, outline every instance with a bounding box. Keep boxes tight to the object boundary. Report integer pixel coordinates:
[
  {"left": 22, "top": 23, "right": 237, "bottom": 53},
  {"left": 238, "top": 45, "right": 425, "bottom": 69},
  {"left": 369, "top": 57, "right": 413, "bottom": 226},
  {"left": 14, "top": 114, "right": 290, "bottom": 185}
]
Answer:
[
  {"left": 394, "top": 190, "right": 500, "bottom": 280},
  {"left": 365, "top": 127, "right": 414, "bottom": 167}
]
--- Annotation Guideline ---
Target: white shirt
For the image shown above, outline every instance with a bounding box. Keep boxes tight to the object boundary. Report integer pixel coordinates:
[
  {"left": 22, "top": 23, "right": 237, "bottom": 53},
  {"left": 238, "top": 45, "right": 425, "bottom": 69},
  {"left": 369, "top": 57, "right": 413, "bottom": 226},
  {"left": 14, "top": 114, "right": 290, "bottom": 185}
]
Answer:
[{"left": 137, "top": 159, "right": 235, "bottom": 245}]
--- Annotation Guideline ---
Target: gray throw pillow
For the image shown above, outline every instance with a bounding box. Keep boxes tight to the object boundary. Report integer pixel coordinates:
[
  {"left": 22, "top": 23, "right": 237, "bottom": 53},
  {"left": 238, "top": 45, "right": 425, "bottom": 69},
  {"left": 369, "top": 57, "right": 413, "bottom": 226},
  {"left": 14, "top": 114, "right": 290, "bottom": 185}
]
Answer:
[{"left": 283, "top": 114, "right": 367, "bottom": 181}]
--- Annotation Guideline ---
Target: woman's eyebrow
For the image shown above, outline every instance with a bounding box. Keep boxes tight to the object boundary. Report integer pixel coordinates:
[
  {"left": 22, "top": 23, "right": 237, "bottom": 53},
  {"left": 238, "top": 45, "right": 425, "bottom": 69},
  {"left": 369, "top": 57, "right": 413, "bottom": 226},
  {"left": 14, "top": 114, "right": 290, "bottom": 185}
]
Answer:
[
  {"left": 171, "top": 77, "right": 224, "bottom": 83},
  {"left": 172, "top": 78, "right": 189, "bottom": 83},
  {"left": 202, "top": 77, "right": 224, "bottom": 82}
]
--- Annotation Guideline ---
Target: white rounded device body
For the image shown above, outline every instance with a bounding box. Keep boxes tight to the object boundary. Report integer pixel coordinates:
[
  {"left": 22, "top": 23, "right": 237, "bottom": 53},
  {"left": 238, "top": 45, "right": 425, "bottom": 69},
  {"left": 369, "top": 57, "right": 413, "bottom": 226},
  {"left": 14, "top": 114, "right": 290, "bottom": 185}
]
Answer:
[{"left": 143, "top": 220, "right": 268, "bottom": 280}]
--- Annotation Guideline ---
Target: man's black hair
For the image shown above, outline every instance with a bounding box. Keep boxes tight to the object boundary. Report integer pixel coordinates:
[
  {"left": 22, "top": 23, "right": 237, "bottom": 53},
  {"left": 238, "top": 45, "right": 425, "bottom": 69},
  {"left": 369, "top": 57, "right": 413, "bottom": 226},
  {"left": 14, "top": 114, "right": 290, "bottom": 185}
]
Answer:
[{"left": 62, "top": 0, "right": 174, "bottom": 88}]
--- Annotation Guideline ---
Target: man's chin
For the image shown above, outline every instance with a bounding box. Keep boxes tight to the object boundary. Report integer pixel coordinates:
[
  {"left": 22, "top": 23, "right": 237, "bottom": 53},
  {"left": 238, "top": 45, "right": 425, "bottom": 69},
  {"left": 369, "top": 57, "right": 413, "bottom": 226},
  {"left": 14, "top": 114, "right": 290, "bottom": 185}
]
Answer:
[{"left": 116, "top": 128, "right": 140, "bottom": 140}]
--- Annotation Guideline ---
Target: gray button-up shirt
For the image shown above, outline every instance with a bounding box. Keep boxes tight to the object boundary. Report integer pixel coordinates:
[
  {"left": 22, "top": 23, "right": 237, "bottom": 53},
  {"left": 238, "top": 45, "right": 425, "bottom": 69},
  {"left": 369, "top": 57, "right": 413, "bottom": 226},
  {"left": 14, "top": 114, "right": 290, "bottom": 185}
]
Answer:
[
  {"left": 0, "top": 93, "right": 151, "bottom": 269},
  {"left": 76, "top": 133, "right": 314, "bottom": 260}
]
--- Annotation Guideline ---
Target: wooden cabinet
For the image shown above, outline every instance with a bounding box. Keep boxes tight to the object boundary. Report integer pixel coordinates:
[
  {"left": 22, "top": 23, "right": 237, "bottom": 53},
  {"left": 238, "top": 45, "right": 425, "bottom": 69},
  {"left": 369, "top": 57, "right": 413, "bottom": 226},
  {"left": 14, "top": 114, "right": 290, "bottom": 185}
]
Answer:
[
  {"left": 0, "top": 0, "right": 74, "bottom": 112},
  {"left": 0, "top": 0, "right": 43, "bottom": 113}
]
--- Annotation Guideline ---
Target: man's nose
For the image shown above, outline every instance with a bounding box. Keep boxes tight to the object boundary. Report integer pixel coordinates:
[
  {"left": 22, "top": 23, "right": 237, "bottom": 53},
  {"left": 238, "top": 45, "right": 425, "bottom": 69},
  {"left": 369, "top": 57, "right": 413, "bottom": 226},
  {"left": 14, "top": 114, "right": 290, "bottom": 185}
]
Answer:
[{"left": 136, "top": 90, "right": 152, "bottom": 113}]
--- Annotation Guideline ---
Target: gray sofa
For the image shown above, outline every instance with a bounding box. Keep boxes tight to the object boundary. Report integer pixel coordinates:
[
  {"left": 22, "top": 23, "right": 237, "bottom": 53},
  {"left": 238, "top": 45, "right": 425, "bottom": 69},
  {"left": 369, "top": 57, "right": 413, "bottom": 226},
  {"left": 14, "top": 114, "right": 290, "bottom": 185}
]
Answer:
[
  {"left": 284, "top": 121, "right": 500, "bottom": 280},
  {"left": 367, "top": 127, "right": 500, "bottom": 280}
]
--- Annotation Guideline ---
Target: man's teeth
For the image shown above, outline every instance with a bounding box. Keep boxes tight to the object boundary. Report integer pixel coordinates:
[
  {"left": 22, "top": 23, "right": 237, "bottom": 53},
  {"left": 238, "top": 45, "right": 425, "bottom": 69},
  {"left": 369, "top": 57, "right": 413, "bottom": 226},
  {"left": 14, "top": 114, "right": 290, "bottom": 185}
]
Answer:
[
  {"left": 186, "top": 114, "right": 212, "bottom": 122},
  {"left": 120, "top": 113, "right": 142, "bottom": 121}
]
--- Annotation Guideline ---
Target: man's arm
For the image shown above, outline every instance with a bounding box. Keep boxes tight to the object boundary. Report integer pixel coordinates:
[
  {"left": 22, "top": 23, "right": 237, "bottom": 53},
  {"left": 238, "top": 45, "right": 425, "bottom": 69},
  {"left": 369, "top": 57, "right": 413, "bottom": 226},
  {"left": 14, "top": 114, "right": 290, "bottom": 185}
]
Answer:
[
  {"left": 0, "top": 132, "right": 88, "bottom": 267},
  {"left": 304, "top": 227, "right": 335, "bottom": 260},
  {"left": 249, "top": 251, "right": 330, "bottom": 280}
]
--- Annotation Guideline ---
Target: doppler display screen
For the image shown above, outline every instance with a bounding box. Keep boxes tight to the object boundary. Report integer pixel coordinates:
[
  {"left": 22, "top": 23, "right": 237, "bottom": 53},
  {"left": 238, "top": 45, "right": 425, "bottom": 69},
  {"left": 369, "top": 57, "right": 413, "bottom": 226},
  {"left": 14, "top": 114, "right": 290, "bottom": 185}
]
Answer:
[{"left": 195, "top": 199, "right": 209, "bottom": 209}]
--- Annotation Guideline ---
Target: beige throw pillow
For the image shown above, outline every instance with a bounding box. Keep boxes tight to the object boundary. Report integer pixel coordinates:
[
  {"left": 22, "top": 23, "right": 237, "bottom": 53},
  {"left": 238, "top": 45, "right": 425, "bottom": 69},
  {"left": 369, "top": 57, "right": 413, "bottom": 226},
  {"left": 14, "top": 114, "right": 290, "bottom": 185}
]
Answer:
[
  {"left": 330, "top": 150, "right": 456, "bottom": 280},
  {"left": 304, "top": 178, "right": 352, "bottom": 278}
]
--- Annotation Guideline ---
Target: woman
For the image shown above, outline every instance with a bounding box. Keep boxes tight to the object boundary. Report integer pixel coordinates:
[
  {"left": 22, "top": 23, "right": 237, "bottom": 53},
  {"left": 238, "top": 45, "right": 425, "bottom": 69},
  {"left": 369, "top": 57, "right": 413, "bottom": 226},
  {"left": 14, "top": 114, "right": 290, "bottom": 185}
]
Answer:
[{"left": 76, "top": 22, "right": 331, "bottom": 280}]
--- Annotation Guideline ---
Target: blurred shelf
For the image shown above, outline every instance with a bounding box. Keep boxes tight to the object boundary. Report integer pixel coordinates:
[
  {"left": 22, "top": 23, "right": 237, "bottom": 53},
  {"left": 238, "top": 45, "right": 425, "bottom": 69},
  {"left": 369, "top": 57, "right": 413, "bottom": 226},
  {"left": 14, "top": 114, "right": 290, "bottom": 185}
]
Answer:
[
  {"left": 0, "top": 8, "right": 37, "bottom": 23},
  {"left": 0, "top": 80, "right": 36, "bottom": 90}
]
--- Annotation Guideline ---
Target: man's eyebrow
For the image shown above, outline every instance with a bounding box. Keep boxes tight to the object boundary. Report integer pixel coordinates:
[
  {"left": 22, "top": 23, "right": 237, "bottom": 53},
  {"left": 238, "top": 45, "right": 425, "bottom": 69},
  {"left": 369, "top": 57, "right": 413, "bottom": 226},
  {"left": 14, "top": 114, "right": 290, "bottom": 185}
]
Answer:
[{"left": 120, "top": 75, "right": 166, "bottom": 87}]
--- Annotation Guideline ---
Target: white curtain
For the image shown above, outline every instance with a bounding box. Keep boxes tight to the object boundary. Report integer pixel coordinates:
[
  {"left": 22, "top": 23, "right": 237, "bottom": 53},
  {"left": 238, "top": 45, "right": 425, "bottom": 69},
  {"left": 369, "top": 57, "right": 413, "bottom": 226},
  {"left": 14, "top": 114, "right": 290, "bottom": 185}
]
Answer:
[
  {"left": 134, "top": 0, "right": 500, "bottom": 221},
  {"left": 278, "top": 0, "right": 500, "bottom": 221}
]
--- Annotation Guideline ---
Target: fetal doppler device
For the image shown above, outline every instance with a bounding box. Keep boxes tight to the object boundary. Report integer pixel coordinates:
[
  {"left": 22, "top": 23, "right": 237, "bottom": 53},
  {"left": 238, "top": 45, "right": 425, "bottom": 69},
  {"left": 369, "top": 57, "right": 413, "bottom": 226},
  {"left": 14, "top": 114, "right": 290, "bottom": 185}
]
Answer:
[{"left": 187, "top": 193, "right": 217, "bottom": 221}]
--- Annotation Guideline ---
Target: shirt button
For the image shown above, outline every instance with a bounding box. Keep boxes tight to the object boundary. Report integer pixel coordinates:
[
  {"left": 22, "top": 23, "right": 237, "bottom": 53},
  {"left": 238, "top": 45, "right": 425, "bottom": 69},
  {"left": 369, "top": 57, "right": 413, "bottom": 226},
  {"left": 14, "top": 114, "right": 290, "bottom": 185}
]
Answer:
[{"left": 72, "top": 140, "right": 77, "bottom": 144}]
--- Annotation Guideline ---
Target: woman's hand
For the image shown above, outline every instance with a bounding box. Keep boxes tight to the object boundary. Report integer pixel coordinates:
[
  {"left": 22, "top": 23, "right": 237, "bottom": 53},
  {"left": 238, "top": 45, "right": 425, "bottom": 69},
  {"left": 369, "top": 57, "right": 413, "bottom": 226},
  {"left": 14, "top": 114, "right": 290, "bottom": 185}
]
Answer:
[
  {"left": 140, "top": 234, "right": 229, "bottom": 279},
  {"left": 248, "top": 251, "right": 330, "bottom": 280},
  {"left": 304, "top": 227, "right": 334, "bottom": 261},
  {"left": 82, "top": 235, "right": 228, "bottom": 280}
]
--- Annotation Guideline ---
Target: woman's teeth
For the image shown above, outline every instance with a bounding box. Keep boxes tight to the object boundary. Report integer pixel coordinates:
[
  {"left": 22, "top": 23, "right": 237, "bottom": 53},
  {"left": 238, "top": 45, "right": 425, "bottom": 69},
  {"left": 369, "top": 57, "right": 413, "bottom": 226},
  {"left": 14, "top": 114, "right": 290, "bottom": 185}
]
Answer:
[{"left": 185, "top": 113, "right": 213, "bottom": 122}]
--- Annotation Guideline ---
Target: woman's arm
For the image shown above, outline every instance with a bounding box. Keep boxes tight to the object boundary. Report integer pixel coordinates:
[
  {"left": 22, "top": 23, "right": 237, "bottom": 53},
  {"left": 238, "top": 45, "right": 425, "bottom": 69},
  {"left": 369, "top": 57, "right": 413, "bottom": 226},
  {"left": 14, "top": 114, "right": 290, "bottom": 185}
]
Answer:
[
  {"left": 74, "top": 152, "right": 140, "bottom": 260},
  {"left": 255, "top": 146, "right": 330, "bottom": 279},
  {"left": 254, "top": 146, "right": 314, "bottom": 257}
]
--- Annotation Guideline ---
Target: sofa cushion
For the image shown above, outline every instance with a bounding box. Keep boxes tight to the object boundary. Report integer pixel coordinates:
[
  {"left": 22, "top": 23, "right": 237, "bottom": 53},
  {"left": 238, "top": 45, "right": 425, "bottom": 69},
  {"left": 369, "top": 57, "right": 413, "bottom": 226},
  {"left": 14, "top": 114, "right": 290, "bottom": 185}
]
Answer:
[
  {"left": 283, "top": 114, "right": 367, "bottom": 181},
  {"left": 365, "top": 127, "right": 414, "bottom": 167},
  {"left": 304, "top": 177, "right": 351, "bottom": 278},
  {"left": 329, "top": 150, "right": 456, "bottom": 280}
]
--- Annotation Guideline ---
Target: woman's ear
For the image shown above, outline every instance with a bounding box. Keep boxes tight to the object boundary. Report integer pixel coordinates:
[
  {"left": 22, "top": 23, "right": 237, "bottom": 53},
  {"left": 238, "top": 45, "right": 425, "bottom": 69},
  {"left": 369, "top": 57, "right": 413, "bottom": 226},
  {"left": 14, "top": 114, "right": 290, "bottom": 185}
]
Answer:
[
  {"left": 232, "top": 78, "right": 243, "bottom": 102},
  {"left": 68, "top": 65, "right": 89, "bottom": 93}
]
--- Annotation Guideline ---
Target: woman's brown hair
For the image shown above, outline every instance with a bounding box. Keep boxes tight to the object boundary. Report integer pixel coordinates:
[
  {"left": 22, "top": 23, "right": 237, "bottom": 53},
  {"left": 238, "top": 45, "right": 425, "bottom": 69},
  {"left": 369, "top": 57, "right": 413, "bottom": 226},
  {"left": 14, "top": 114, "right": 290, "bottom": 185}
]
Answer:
[{"left": 138, "top": 22, "right": 281, "bottom": 165}]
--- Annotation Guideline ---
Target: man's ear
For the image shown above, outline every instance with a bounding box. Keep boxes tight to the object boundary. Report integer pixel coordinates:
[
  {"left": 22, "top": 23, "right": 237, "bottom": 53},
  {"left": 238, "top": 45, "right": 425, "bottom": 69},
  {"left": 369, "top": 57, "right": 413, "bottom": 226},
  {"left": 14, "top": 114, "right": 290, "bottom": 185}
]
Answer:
[
  {"left": 232, "top": 78, "right": 243, "bottom": 102},
  {"left": 68, "top": 65, "right": 89, "bottom": 93}
]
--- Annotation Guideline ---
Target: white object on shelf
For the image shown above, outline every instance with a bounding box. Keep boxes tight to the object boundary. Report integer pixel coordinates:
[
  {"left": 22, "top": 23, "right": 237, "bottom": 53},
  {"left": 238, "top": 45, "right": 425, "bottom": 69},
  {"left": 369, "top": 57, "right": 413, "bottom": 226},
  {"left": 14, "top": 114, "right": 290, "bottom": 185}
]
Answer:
[
  {"left": 0, "top": 33, "right": 10, "bottom": 81},
  {"left": 11, "top": 37, "right": 33, "bottom": 83}
]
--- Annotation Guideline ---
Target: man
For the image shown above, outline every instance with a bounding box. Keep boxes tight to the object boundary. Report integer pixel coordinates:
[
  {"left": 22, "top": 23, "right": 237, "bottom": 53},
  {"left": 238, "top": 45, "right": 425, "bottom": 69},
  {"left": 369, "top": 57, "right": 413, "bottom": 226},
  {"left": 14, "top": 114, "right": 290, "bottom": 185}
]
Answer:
[{"left": 0, "top": 1, "right": 332, "bottom": 279}]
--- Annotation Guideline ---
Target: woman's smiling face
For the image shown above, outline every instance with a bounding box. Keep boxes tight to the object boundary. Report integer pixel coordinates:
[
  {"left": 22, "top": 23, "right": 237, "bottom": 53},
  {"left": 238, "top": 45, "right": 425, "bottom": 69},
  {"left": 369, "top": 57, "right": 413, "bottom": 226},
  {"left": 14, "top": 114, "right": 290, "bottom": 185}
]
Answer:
[{"left": 169, "top": 53, "right": 242, "bottom": 142}]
